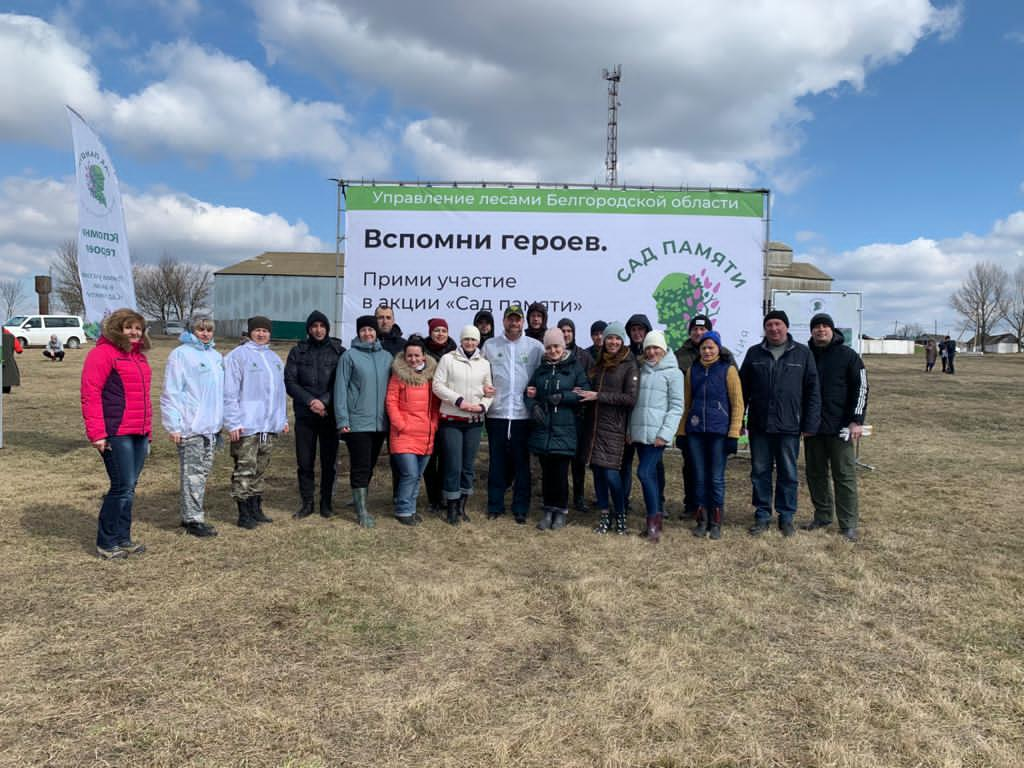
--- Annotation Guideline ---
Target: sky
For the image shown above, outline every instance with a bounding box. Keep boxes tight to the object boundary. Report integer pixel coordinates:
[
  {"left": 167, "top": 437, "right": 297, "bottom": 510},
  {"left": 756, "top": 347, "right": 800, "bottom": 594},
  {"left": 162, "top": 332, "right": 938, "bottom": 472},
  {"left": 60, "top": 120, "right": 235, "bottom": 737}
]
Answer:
[{"left": 1, "top": 0, "right": 1022, "bottom": 337}]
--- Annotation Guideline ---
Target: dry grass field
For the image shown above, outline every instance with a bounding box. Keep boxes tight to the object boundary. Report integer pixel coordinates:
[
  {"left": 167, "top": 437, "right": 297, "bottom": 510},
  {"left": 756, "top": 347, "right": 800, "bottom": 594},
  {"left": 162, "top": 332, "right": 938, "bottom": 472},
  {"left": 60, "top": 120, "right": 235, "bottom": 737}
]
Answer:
[{"left": 1, "top": 340, "right": 1021, "bottom": 767}]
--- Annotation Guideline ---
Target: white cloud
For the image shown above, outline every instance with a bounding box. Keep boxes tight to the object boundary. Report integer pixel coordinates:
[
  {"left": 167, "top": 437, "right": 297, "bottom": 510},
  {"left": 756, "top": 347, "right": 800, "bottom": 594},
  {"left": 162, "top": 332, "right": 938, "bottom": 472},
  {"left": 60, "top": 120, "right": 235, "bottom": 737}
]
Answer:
[
  {"left": 253, "top": 0, "right": 959, "bottom": 185},
  {"left": 0, "top": 174, "right": 325, "bottom": 283}
]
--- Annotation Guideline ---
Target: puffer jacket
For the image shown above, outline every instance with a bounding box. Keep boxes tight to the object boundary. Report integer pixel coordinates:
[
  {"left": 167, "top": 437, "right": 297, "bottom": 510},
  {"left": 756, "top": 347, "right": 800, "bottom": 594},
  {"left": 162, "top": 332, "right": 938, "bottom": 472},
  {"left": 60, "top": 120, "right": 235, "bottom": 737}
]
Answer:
[
  {"left": 525, "top": 350, "right": 590, "bottom": 456},
  {"left": 386, "top": 354, "right": 440, "bottom": 455},
  {"left": 81, "top": 336, "right": 153, "bottom": 442},
  {"left": 681, "top": 358, "right": 744, "bottom": 438},
  {"left": 160, "top": 331, "right": 224, "bottom": 438},
  {"left": 223, "top": 341, "right": 288, "bottom": 435},
  {"left": 334, "top": 338, "right": 392, "bottom": 432},
  {"left": 740, "top": 334, "right": 821, "bottom": 435},
  {"left": 581, "top": 345, "right": 639, "bottom": 469},
  {"left": 808, "top": 328, "right": 868, "bottom": 435},
  {"left": 675, "top": 340, "right": 736, "bottom": 437},
  {"left": 628, "top": 351, "right": 684, "bottom": 445},
  {"left": 285, "top": 332, "right": 345, "bottom": 421},
  {"left": 432, "top": 345, "right": 494, "bottom": 419}
]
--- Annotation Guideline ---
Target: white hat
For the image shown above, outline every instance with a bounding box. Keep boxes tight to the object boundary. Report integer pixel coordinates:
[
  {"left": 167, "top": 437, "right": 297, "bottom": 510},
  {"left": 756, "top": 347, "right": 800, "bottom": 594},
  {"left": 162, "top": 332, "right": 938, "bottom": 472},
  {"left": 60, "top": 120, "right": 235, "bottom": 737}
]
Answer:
[
  {"left": 642, "top": 330, "right": 668, "bottom": 352},
  {"left": 460, "top": 324, "right": 481, "bottom": 342}
]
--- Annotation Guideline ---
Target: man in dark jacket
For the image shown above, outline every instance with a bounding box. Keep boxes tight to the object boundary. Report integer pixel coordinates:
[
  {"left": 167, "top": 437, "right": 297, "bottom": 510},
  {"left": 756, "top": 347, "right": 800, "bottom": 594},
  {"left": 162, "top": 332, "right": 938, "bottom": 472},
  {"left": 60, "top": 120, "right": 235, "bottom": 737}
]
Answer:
[
  {"left": 944, "top": 336, "right": 957, "bottom": 375},
  {"left": 285, "top": 310, "right": 346, "bottom": 519},
  {"left": 375, "top": 304, "right": 406, "bottom": 356},
  {"left": 525, "top": 302, "right": 548, "bottom": 342},
  {"left": 740, "top": 310, "right": 821, "bottom": 537},
  {"left": 673, "top": 314, "right": 735, "bottom": 519},
  {"left": 801, "top": 313, "right": 868, "bottom": 541},
  {"left": 557, "top": 317, "right": 592, "bottom": 511},
  {"left": 586, "top": 320, "right": 607, "bottom": 361}
]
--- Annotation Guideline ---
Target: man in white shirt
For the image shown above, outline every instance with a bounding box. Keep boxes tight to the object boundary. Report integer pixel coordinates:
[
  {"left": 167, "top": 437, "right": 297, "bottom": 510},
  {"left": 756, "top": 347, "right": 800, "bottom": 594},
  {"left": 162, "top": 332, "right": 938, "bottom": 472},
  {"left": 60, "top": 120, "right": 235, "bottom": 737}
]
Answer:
[{"left": 483, "top": 304, "right": 543, "bottom": 523}]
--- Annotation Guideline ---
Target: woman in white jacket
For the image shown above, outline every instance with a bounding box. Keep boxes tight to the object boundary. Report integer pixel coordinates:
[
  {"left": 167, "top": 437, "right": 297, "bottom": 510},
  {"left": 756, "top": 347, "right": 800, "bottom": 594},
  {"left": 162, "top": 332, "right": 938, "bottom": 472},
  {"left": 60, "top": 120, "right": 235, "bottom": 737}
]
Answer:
[
  {"left": 431, "top": 325, "right": 494, "bottom": 525},
  {"left": 161, "top": 317, "right": 224, "bottom": 537}
]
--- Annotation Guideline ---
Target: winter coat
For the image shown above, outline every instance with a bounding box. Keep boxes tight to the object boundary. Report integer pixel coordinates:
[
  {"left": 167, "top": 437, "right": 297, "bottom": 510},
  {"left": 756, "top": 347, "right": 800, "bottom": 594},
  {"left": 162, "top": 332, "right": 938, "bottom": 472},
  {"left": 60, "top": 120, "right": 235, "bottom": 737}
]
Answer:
[
  {"left": 625, "top": 313, "right": 653, "bottom": 359},
  {"left": 81, "top": 336, "right": 153, "bottom": 442},
  {"left": 808, "top": 329, "right": 868, "bottom": 435},
  {"left": 432, "top": 346, "right": 494, "bottom": 420},
  {"left": 525, "top": 350, "right": 590, "bottom": 456},
  {"left": 740, "top": 334, "right": 821, "bottom": 436},
  {"left": 628, "top": 351, "right": 684, "bottom": 445},
  {"left": 386, "top": 354, "right": 440, "bottom": 455},
  {"left": 223, "top": 341, "right": 288, "bottom": 436},
  {"left": 674, "top": 338, "right": 735, "bottom": 376},
  {"left": 524, "top": 302, "right": 548, "bottom": 342},
  {"left": 2, "top": 328, "right": 21, "bottom": 389},
  {"left": 160, "top": 332, "right": 225, "bottom": 438},
  {"left": 925, "top": 341, "right": 937, "bottom": 364},
  {"left": 334, "top": 338, "right": 392, "bottom": 433},
  {"left": 474, "top": 309, "right": 495, "bottom": 346},
  {"left": 285, "top": 334, "right": 345, "bottom": 421},
  {"left": 681, "top": 359, "right": 744, "bottom": 438},
  {"left": 482, "top": 333, "right": 544, "bottom": 419},
  {"left": 379, "top": 324, "right": 407, "bottom": 357},
  {"left": 425, "top": 336, "right": 456, "bottom": 362},
  {"left": 581, "top": 346, "right": 639, "bottom": 469}
]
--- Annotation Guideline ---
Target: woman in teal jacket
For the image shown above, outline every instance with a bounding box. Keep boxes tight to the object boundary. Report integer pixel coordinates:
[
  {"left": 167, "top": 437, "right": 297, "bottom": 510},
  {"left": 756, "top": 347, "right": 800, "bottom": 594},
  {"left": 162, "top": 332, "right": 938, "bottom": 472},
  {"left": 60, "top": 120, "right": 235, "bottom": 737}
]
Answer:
[
  {"left": 525, "top": 328, "right": 590, "bottom": 531},
  {"left": 334, "top": 315, "right": 393, "bottom": 527}
]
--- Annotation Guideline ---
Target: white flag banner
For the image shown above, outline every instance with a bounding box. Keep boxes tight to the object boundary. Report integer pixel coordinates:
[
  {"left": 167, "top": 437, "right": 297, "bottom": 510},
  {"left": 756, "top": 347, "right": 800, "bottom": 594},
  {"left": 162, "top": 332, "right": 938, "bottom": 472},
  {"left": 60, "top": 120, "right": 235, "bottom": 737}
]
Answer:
[{"left": 67, "top": 106, "right": 136, "bottom": 325}]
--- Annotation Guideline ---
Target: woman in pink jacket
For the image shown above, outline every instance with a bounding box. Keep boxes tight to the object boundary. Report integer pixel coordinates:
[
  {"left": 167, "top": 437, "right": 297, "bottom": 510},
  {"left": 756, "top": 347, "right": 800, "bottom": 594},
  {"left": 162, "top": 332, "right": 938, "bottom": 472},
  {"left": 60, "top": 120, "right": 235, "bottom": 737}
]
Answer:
[
  {"left": 385, "top": 337, "right": 440, "bottom": 525},
  {"left": 81, "top": 308, "right": 153, "bottom": 559}
]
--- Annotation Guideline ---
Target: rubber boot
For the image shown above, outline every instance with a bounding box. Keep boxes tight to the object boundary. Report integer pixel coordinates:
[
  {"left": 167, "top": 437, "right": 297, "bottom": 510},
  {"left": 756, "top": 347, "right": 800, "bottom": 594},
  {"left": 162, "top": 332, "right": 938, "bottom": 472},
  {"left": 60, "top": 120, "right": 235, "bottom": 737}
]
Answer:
[
  {"left": 593, "top": 510, "right": 611, "bottom": 534},
  {"left": 614, "top": 509, "right": 629, "bottom": 535},
  {"left": 692, "top": 506, "right": 708, "bottom": 538},
  {"left": 353, "top": 487, "right": 375, "bottom": 529},
  {"left": 446, "top": 498, "right": 461, "bottom": 526},
  {"left": 459, "top": 494, "right": 471, "bottom": 523},
  {"left": 550, "top": 509, "right": 568, "bottom": 530},
  {"left": 250, "top": 495, "right": 273, "bottom": 524},
  {"left": 708, "top": 506, "right": 723, "bottom": 540},
  {"left": 646, "top": 514, "right": 662, "bottom": 544},
  {"left": 536, "top": 507, "right": 554, "bottom": 531},
  {"left": 293, "top": 499, "right": 314, "bottom": 519},
  {"left": 236, "top": 499, "right": 257, "bottom": 530}
]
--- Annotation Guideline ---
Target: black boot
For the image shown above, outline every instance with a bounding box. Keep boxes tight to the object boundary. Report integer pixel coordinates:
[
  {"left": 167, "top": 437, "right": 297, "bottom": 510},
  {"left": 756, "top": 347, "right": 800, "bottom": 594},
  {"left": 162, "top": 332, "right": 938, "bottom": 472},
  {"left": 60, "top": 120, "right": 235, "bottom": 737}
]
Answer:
[
  {"left": 236, "top": 499, "right": 257, "bottom": 530},
  {"left": 708, "top": 506, "right": 723, "bottom": 540},
  {"left": 614, "top": 509, "right": 629, "bottom": 535},
  {"left": 692, "top": 506, "right": 708, "bottom": 538},
  {"left": 573, "top": 495, "right": 590, "bottom": 513},
  {"left": 250, "top": 495, "right": 273, "bottom": 524},
  {"left": 293, "top": 499, "right": 314, "bottom": 519},
  {"left": 446, "top": 499, "right": 461, "bottom": 526},
  {"left": 593, "top": 510, "right": 611, "bottom": 534},
  {"left": 319, "top": 495, "right": 336, "bottom": 518},
  {"left": 459, "top": 494, "right": 471, "bottom": 523}
]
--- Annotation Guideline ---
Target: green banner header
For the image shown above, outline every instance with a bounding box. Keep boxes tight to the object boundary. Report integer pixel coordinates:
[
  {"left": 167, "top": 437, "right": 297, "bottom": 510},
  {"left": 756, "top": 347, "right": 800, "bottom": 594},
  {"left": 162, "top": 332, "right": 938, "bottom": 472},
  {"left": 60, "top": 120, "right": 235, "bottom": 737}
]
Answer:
[{"left": 346, "top": 185, "right": 765, "bottom": 218}]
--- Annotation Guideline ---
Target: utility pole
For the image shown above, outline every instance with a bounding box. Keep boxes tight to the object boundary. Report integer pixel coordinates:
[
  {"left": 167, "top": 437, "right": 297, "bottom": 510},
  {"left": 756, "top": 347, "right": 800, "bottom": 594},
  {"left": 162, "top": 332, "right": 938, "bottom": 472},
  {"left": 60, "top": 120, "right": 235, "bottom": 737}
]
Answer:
[{"left": 602, "top": 65, "right": 621, "bottom": 186}]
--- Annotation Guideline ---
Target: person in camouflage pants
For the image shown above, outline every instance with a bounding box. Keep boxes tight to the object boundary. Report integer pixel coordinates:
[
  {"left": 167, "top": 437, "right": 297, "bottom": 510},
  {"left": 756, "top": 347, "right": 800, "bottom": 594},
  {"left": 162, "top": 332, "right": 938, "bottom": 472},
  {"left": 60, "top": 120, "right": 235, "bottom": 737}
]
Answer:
[{"left": 229, "top": 433, "right": 275, "bottom": 501}]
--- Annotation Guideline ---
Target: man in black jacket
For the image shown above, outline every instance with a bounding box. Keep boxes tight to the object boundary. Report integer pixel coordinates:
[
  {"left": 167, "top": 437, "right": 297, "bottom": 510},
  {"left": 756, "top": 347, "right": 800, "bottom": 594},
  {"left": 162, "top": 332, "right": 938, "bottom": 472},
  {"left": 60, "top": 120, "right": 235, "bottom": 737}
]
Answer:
[
  {"left": 801, "top": 313, "right": 868, "bottom": 541},
  {"left": 285, "top": 311, "right": 346, "bottom": 519},
  {"left": 740, "top": 310, "right": 821, "bottom": 537},
  {"left": 375, "top": 304, "right": 406, "bottom": 356}
]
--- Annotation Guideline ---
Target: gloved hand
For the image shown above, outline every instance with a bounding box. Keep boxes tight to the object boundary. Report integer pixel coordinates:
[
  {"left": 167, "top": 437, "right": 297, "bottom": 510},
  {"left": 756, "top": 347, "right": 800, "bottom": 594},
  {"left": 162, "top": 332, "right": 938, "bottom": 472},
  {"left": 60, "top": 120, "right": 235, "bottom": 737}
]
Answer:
[
  {"left": 675, "top": 435, "right": 686, "bottom": 452},
  {"left": 725, "top": 437, "right": 738, "bottom": 455}
]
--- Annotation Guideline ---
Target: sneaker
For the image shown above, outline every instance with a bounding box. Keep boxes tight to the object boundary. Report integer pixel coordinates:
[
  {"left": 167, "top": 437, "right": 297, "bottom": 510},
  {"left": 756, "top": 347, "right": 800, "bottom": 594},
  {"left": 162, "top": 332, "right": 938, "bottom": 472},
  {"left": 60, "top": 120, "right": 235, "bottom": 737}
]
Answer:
[
  {"left": 779, "top": 522, "right": 796, "bottom": 538},
  {"left": 840, "top": 527, "right": 860, "bottom": 542},
  {"left": 96, "top": 545, "right": 128, "bottom": 560},
  {"left": 748, "top": 520, "right": 771, "bottom": 536},
  {"left": 118, "top": 540, "right": 147, "bottom": 554},
  {"left": 800, "top": 520, "right": 831, "bottom": 531}
]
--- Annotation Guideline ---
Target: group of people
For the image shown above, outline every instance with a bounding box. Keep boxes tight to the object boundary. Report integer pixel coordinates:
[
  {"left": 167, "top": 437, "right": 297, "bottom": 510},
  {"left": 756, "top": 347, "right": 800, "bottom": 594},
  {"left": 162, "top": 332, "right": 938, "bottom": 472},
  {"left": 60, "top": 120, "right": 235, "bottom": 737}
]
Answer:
[
  {"left": 79, "top": 299, "right": 869, "bottom": 560},
  {"left": 924, "top": 336, "right": 957, "bottom": 374}
]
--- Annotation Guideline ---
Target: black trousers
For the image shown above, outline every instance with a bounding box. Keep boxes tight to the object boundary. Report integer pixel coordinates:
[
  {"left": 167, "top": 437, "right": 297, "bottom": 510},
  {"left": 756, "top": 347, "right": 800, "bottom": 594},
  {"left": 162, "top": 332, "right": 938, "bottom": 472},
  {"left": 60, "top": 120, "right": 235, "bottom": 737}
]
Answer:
[
  {"left": 294, "top": 415, "right": 339, "bottom": 501},
  {"left": 422, "top": 440, "right": 444, "bottom": 507},
  {"left": 343, "top": 431, "right": 386, "bottom": 489},
  {"left": 539, "top": 454, "right": 572, "bottom": 509}
]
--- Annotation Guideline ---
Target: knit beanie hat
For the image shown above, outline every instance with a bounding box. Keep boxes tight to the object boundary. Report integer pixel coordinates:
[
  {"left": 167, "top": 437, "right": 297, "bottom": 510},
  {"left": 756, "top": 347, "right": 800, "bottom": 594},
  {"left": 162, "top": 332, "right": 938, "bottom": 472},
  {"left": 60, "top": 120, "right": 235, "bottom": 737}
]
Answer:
[
  {"left": 643, "top": 329, "right": 668, "bottom": 352},
  {"left": 700, "top": 330, "right": 722, "bottom": 351},
  {"left": 543, "top": 328, "right": 565, "bottom": 347},
  {"left": 810, "top": 312, "right": 835, "bottom": 330},
  {"left": 602, "top": 321, "right": 627, "bottom": 342},
  {"left": 305, "top": 310, "right": 329, "bottom": 333},
  {"left": 356, "top": 315, "right": 378, "bottom": 333},
  {"left": 460, "top": 324, "right": 481, "bottom": 342},
  {"left": 248, "top": 315, "right": 272, "bottom": 333},
  {"left": 763, "top": 309, "right": 790, "bottom": 328},
  {"left": 688, "top": 314, "right": 711, "bottom": 332},
  {"left": 590, "top": 320, "right": 608, "bottom": 335},
  {"left": 428, "top": 317, "right": 448, "bottom": 333}
]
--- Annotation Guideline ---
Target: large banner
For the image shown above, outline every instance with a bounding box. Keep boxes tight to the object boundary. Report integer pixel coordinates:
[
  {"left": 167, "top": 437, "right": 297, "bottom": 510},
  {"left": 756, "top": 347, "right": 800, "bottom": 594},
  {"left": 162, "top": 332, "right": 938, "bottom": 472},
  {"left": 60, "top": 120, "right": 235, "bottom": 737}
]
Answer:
[
  {"left": 344, "top": 186, "right": 766, "bottom": 358},
  {"left": 770, "top": 290, "right": 863, "bottom": 355},
  {"left": 67, "top": 106, "right": 136, "bottom": 325}
]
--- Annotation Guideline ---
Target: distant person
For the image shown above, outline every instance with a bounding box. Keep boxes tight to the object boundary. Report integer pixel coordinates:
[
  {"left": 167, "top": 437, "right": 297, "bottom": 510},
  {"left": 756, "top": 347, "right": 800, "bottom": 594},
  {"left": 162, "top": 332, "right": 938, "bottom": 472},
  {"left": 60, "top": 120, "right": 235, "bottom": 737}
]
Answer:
[
  {"left": 801, "top": 313, "right": 868, "bottom": 542},
  {"left": 284, "top": 311, "right": 345, "bottom": 520},
  {"left": 940, "top": 336, "right": 949, "bottom": 372},
  {"left": 161, "top": 316, "right": 224, "bottom": 538},
  {"left": 740, "top": 310, "right": 820, "bottom": 537},
  {"left": 474, "top": 309, "right": 495, "bottom": 346},
  {"left": 945, "top": 336, "right": 957, "bottom": 375},
  {"left": 524, "top": 302, "right": 548, "bottom": 342},
  {"left": 43, "top": 334, "right": 65, "bottom": 362},
  {"left": 2, "top": 327, "right": 22, "bottom": 393},
  {"left": 585, "top": 320, "right": 607, "bottom": 361},
  {"left": 223, "top": 316, "right": 289, "bottom": 530},
  {"left": 622, "top": 313, "right": 665, "bottom": 514},
  {"left": 423, "top": 318, "right": 456, "bottom": 514},
  {"left": 375, "top": 304, "right": 407, "bottom": 357},
  {"left": 81, "top": 308, "right": 152, "bottom": 559},
  {"left": 924, "top": 339, "right": 937, "bottom": 372}
]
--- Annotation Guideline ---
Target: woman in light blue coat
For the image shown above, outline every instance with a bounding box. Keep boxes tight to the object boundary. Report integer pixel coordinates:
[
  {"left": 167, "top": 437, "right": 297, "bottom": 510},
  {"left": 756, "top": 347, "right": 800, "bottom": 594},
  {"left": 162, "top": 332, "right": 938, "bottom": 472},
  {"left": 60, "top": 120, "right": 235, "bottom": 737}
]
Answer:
[
  {"left": 628, "top": 329, "right": 684, "bottom": 543},
  {"left": 161, "top": 316, "right": 224, "bottom": 537},
  {"left": 334, "top": 315, "right": 393, "bottom": 527}
]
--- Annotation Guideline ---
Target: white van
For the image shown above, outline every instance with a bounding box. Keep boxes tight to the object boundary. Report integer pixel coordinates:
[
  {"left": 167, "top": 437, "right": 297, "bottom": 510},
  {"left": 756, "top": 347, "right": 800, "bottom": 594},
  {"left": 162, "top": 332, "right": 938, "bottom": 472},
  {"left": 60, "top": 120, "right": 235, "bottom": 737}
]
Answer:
[{"left": 3, "top": 314, "right": 88, "bottom": 348}]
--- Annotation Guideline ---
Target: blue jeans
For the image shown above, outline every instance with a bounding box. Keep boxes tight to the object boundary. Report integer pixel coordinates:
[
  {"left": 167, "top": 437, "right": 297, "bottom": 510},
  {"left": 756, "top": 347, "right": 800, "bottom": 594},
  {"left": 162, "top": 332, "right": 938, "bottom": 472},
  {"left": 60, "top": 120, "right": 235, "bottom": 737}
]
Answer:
[
  {"left": 486, "top": 418, "right": 531, "bottom": 516},
  {"left": 392, "top": 453, "right": 429, "bottom": 518},
  {"left": 749, "top": 432, "right": 800, "bottom": 524},
  {"left": 687, "top": 433, "right": 726, "bottom": 510},
  {"left": 441, "top": 421, "right": 484, "bottom": 501},
  {"left": 621, "top": 442, "right": 665, "bottom": 508},
  {"left": 634, "top": 443, "right": 665, "bottom": 519},
  {"left": 97, "top": 434, "right": 148, "bottom": 549},
  {"left": 592, "top": 465, "right": 626, "bottom": 515}
]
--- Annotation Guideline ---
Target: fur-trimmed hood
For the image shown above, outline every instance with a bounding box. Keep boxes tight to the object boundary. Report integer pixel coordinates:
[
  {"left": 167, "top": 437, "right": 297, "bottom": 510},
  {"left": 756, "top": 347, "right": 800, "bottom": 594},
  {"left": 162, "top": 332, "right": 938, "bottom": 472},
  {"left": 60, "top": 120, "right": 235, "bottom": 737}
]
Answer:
[{"left": 391, "top": 352, "right": 437, "bottom": 385}]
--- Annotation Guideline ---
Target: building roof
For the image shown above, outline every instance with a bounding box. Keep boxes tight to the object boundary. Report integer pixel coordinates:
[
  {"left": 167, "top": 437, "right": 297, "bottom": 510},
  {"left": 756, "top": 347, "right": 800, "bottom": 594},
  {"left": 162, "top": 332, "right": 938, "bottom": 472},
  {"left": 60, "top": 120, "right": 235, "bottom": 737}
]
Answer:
[
  {"left": 767, "top": 261, "right": 831, "bottom": 280},
  {"left": 215, "top": 252, "right": 343, "bottom": 278}
]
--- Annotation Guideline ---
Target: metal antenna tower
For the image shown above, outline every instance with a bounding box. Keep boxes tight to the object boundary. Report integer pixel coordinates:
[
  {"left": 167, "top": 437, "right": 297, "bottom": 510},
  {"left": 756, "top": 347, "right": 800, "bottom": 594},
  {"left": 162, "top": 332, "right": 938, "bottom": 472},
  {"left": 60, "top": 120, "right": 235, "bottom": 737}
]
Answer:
[{"left": 602, "top": 65, "right": 622, "bottom": 185}]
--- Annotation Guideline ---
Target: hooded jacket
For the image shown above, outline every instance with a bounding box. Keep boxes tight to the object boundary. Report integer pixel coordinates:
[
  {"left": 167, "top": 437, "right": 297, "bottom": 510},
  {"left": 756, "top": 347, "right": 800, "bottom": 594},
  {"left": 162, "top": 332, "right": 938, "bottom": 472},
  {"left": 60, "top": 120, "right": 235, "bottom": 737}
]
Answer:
[
  {"left": 582, "top": 345, "right": 638, "bottom": 469},
  {"left": 524, "top": 302, "right": 548, "bottom": 342},
  {"left": 625, "top": 313, "right": 653, "bottom": 360},
  {"left": 334, "top": 337, "right": 392, "bottom": 432},
  {"left": 160, "top": 331, "right": 225, "bottom": 438},
  {"left": 808, "top": 328, "right": 868, "bottom": 435},
  {"left": 432, "top": 345, "right": 494, "bottom": 419},
  {"left": 525, "top": 349, "right": 590, "bottom": 456},
  {"left": 386, "top": 354, "right": 440, "bottom": 455},
  {"left": 740, "top": 333, "right": 821, "bottom": 435},
  {"left": 557, "top": 318, "right": 594, "bottom": 372},
  {"left": 482, "top": 332, "right": 543, "bottom": 420},
  {"left": 628, "top": 350, "right": 684, "bottom": 445},
  {"left": 285, "top": 310, "right": 346, "bottom": 421},
  {"left": 473, "top": 309, "right": 495, "bottom": 346},
  {"left": 81, "top": 335, "right": 153, "bottom": 442},
  {"left": 223, "top": 341, "right": 288, "bottom": 435}
]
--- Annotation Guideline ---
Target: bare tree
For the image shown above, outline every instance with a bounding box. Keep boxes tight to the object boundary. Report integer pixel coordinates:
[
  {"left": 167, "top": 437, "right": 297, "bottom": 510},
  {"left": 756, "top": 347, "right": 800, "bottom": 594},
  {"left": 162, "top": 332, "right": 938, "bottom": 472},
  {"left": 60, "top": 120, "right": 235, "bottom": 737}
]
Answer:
[
  {"left": 134, "top": 253, "right": 213, "bottom": 322},
  {"left": 1005, "top": 265, "right": 1024, "bottom": 353},
  {"left": 950, "top": 261, "right": 1009, "bottom": 353},
  {"left": 895, "top": 322, "right": 925, "bottom": 339},
  {"left": 0, "top": 278, "right": 27, "bottom": 320},
  {"left": 52, "top": 239, "right": 84, "bottom": 316}
]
